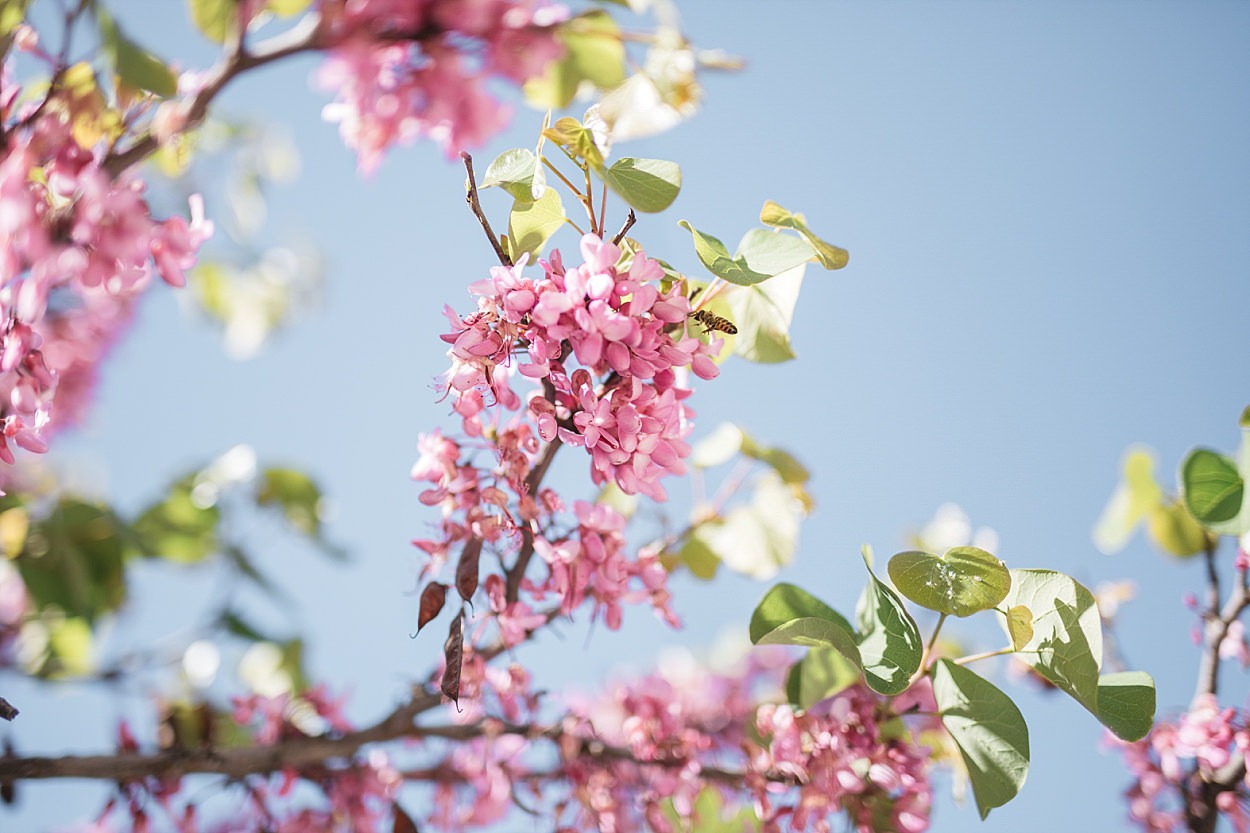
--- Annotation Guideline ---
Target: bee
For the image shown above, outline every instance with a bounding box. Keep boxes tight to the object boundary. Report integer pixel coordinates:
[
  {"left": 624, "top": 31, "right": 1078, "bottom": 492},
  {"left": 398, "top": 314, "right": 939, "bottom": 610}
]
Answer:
[{"left": 689, "top": 309, "right": 738, "bottom": 336}]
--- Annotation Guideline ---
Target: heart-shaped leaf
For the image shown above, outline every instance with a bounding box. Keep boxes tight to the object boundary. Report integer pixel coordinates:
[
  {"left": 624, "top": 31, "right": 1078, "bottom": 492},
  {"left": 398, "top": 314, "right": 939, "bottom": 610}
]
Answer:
[
  {"left": 888, "top": 546, "right": 1010, "bottom": 617},
  {"left": 856, "top": 558, "right": 923, "bottom": 695},
  {"left": 750, "top": 583, "right": 852, "bottom": 643}
]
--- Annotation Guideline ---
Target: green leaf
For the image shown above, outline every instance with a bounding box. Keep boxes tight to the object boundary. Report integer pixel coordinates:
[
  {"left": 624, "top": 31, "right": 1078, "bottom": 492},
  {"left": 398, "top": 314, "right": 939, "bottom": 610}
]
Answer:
[
  {"left": 888, "top": 546, "right": 1011, "bottom": 618},
  {"left": 696, "top": 471, "right": 803, "bottom": 579},
  {"left": 759, "top": 200, "right": 849, "bottom": 270},
  {"left": 188, "top": 0, "right": 235, "bottom": 43},
  {"left": 45, "top": 615, "right": 95, "bottom": 678},
  {"left": 1182, "top": 448, "right": 1245, "bottom": 531},
  {"left": 659, "top": 786, "right": 760, "bottom": 833},
  {"left": 598, "top": 157, "right": 681, "bottom": 213},
  {"left": 677, "top": 533, "right": 719, "bottom": 580},
  {"left": 1145, "top": 499, "right": 1209, "bottom": 558},
  {"left": 1095, "top": 671, "right": 1156, "bottom": 742},
  {"left": 728, "top": 265, "right": 805, "bottom": 363},
  {"left": 856, "top": 558, "right": 924, "bottom": 695},
  {"left": 750, "top": 582, "right": 853, "bottom": 643},
  {"left": 97, "top": 10, "right": 177, "bottom": 97},
  {"left": 507, "top": 186, "right": 566, "bottom": 262},
  {"left": 734, "top": 228, "right": 816, "bottom": 277},
  {"left": 266, "top": 0, "right": 313, "bottom": 15},
  {"left": 482, "top": 148, "right": 539, "bottom": 203},
  {"left": 755, "top": 617, "right": 863, "bottom": 674},
  {"left": 523, "top": 10, "right": 625, "bottom": 108},
  {"left": 1002, "top": 569, "right": 1102, "bottom": 714},
  {"left": 0, "top": 1, "right": 31, "bottom": 39},
  {"left": 18, "top": 500, "right": 128, "bottom": 623},
  {"left": 133, "top": 479, "right": 220, "bottom": 564},
  {"left": 740, "top": 430, "right": 810, "bottom": 486},
  {"left": 789, "top": 647, "right": 861, "bottom": 708},
  {"left": 932, "top": 659, "right": 1029, "bottom": 819},
  {"left": 542, "top": 117, "right": 604, "bottom": 168},
  {"left": 1093, "top": 446, "right": 1164, "bottom": 554},
  {"left": 257, "top": 467, "right": 325, "bottom": 538}
]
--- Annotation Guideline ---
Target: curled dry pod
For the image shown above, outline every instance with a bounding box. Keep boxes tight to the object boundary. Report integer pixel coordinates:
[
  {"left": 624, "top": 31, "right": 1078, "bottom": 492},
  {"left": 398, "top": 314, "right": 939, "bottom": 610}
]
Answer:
[
  {"left": 456, "top": 537, "right": 483, "bottom": 603},
  {"left": 413, "top": 582, "right": 448, "bottom": 636},
  {"left": 441, "top": 611, "right": 465, "bottom": 706}
]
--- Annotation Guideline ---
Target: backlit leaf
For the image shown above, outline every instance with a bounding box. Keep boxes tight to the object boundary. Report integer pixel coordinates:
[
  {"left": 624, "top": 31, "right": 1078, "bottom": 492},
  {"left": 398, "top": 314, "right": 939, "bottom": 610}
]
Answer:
[
  {"left": 728, "top": 265, "right": 804, "bottom": 363},
  {"left": 1093, "top": 446, "right": 1163, "bottom": 554},
  {"left": 887, "top": 546, "right": 1010, "bottom": 618},
  {"left": 759, "top": 200, "right": 849, "bottom": 270},
  {"left": 856, "top": 557, "right": 923, "bottom": 695},
  {"left": 1096, "top": 671, "right": 1156, "bottom": 742},
  {"left": 1002, "top": 569, "right": 1101, "bottom": 714},
  {"left": 599, "top": 157, "right": 680, "bottom": 213},
  {"left": 750, "top": 582, "right": 852, "bottom": 643},
  {"left": 507, "top": 187, "right": 566, "bottom": 262}
]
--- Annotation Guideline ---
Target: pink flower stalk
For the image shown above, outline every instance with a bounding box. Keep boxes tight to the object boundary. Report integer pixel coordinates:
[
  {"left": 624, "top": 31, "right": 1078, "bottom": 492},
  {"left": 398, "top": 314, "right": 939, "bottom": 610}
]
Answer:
[{"left": 315, "top": 0, "right": 567, "bottom": 173}]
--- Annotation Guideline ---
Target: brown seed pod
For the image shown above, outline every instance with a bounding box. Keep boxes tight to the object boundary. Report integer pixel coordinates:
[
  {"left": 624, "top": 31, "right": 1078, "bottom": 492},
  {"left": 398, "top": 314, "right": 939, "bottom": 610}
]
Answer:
[
  {"left": 441, "top": 611, "right": 465, "bottom": 706},
  {"left": 412, "top": 582, "right": 448, "bottom": 637},
  {"left": 455, "top": 537, "right": 483, "bottom": 603}
]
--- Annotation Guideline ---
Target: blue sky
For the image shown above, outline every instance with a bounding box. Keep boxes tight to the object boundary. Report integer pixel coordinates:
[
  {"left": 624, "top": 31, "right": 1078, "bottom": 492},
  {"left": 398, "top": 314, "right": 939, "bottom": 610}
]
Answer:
[{"left": 5, "top": 1, "right": 1250, "bottom": 831}]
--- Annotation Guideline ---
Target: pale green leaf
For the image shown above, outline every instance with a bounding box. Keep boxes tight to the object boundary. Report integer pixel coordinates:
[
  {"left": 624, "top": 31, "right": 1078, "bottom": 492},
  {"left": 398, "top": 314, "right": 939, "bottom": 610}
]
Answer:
[
  {"left": 482, "top": 148, "right": 539, "bottom": 203},
  {"left": 523, "top": 10, "right": 625, "bottom": 108},
  {"left": 507, "top": 187, "right": 566, "bottom": 262},
  {"left": 932, "top": 659, "right": 1029, "bottom": 819},
  {"left": 728, "top": 265, "right": 804, "bottom": 364},
  {"left": 599, "top": 157, "right": 681, "bottom": 213},
  {"left": 1096, "top": 671, "right": 1156, "bottom": 742},
  {"left": 856, "top": 557, "right": 923, "bottom": 695},
  {"left": 690, "top": 423, "right": 744, "bottom": 468},
  {"left": 189, "top": 0, "right": 235, "bottom": 43},
  {"left": 1093, "top": 446, "right": 1163, "bottom": 554},
  {"left": 759, "top": 200, "right": 849, "bottom": 269},
  {"left": 735, "top": 227, "right": 816, "bottom": 276},
  {"left": 1006, "top": 605, "right": 1033, "bottom": 651},
  {"left": 697, "top": 471, "right": 802, "bottom": 579}
]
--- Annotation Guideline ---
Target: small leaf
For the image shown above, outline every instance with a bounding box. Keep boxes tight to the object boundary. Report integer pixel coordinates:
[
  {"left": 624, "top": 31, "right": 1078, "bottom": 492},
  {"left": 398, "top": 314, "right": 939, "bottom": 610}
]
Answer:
[
  {"left": 750, "top": 582, "right": 853, "bottom": 643},
  {"left": 734, "top": 228, "right": 816, "bottom": 277},
  {"left": 759, "top": 200, "right": 849, "bottom": 270},
  {"left": 677, "top": 533, "right": 719, "bottom": 580},
  {"left": 507, "top": 186, "right": 566, "bottom": 262},
  {"left": 696, "top": 472, "right": 803, "bottom": 579},
  {"left": 542, "top": 117, "right": 604, "bottom": 168},
  {"left": 455, "top": 539, "right": 482, "bottom": 603},
  {"left": 888, "top": 546, "right": 1011, "bottom": 618},
  {"left": 932, "top": 659, "right": 1029, "bottom": 819},
  {"left": 598, "top": 157, "right": 681, "bottom": 213},
  {"left": 523, "top": 10, "right": 625, "bottom": 108},
  {"left": 416, "top": 582, "right": 448, "bottom": 634},
  {"left": 691, "top": 423, "right": 744, "bottom": 468},
  {"left": 1096, "top": 671, "right": 1156, "bottom": 742},
  {"left": 1145, "top": 499, "right": 1210, "bottom": 558},
  {"left": 856, "top": 557, "right": 924, "bottom": 695},
  {"left": 267, "top": 0, "right": 313, "bottom": 16},
  {"left": 133, "top": 478, "right": 220, "bottom": 564},
  {"left": 482, "top": 148, "right": 539, "bottom": 202},
  {"left": 1182, "top": 448, "right": 1245, "bottom": 530},
  {"left": 441, "top": 612, "right": 465, "bottom": 705},
  {"left": 1006, "top": 605, "right": 1034, "bottom": 651}
]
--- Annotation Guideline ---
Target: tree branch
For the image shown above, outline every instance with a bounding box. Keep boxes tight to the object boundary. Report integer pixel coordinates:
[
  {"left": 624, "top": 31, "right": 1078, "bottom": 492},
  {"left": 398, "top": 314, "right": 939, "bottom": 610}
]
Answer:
[
  {"left": 461, "top": 152, "right": 513, "bottom": 268},
  {"left": 611, "top": 210, "right": 636, "bottom": 245}
]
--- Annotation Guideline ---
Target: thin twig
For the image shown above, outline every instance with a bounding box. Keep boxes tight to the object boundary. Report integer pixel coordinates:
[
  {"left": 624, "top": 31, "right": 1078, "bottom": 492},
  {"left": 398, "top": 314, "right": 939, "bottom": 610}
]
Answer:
[
  {"left": 504, "top": 438, "right": 563, "bottom": 604},
  {"left": 461, "top": 152, "right": 513, "bottom": 267},
  {"left": 612, "top": 210, "right": 636, "bottom": 246}
]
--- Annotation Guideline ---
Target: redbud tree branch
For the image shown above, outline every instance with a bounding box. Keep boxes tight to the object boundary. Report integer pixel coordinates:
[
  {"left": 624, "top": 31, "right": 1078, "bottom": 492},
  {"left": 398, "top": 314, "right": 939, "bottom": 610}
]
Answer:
[{"left": 461, "top": 152, "right": 513, "bottom": 268}]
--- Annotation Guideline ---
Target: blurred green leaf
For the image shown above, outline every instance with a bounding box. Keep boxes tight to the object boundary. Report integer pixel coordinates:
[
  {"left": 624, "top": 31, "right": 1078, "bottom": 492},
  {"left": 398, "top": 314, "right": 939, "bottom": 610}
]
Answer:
[
  {"left": 257, "top": 467, "right": 324, "bottom": 538},
  {"left": 788, "top": 646, "right": 861, "bottom": 708},
  {"left": 887, "top": 546, "right": 1011, "bottom": 618},
  {"left": 133, "top": 477, "right": 220, "bottom": 564},
  {"left": 19, "top": 500, "right": 128, "bottom": 622},
  {"left": 660, "top": 786, "right": 760, "bottom": 833},
  {"left": 598, "top": 157, "right": 680, "bottom": 213},
  {"left": 691, "top": 423, "right": 744, "bottom": 468},
  {"left": 856, "top": 558, "right": 923, "bottom": 694},
  {"left": 98, "top": 11, "right": 177, "bottom": 97},
  {"left": 1145, "top": 499, "right": 1210, "bottom": 558},
  {"left": 0, "top": 1, "right": 31, "bottom": 39},
  {"left": 677, "top": 533, "right": 719, "bottom": 580},
  {"left": 1093, "top": 446, "right": 1163, "bottom": 554},
  {"left": 543, "top": 117, "right": 604, "bottom": 168},
  {"left": 45, "top": 615, "right": 95, "bottom": 678},
  {"left": 267, "top": 0, "right": 312, "bottom": 15},
  {"left": 734, "top": 228, "right": 815, "bottom": 276},
  {"left": 523, "top": 10, "right": 625, "bottom": 108},
  {"left": 188, "top": 0, "right": 234, "bottom": 43},
  {"left": 697, "top": 471, "right": 802, "bottom": 579},
  {"left": 932, "top": 659, "right": 1029, "bottom": 819}
]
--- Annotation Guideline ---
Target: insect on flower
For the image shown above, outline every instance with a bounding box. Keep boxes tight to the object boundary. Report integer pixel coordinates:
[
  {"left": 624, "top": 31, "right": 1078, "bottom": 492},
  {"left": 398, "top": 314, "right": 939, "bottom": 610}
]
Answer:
[{"left": 689, "top": 309, "right": 738, "bottom": 335}]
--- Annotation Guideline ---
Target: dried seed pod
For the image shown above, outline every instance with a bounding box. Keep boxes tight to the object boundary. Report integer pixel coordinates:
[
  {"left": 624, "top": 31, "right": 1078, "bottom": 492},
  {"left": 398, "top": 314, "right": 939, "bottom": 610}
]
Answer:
[
  {"left": 412, "top": 582, "right": 448, "bottom": 637},
  {"left": 392, "top": 803, "right": 419, "bottom": 833},
  {"left": 455, "top": 537, "right": 483, "bottom": 603},
  {"left": 441, "top": 611, "right": 465, "bottom": 706}
]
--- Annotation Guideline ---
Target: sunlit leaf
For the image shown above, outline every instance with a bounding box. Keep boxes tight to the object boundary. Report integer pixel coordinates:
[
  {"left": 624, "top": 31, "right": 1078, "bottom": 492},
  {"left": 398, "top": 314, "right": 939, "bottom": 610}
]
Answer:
[
  {"left": 932, "top": 659, "right": 1029, "bottom": 819},
  {"left": 1145, "top": 499, "right": 1210, "bottom": 558},
  {"left": 888, "top": 546, "right": 1011, "bottom": 618},
  {"left": 134, "top": 477, "right": 220, "bottom": 564},
  {"left": 691, "top": 423, "right": 744, "bottom": 468},
  {"left": 19, "top": 500, "right": 128, "bottom": 622},
  {"left": 734, "top": 228, "right": 815, "bottom": 277},
  {"left": 759, "top": 200, "right": 849, "bottom": 270},
  {"left": 697, "top": 471, "right": 803, "bottom": 579},
  {"left": 507, "top": 187, "right": 566, "bottom": 262},
  {"left": 1182, "top": 448, "right": 1246, "bottom": 533},
  {"left": 267, "top": 0, "right": 313, "bottom": 15},
  {"left": 256, "top": 467, "right": 325, "bottom": 538},
  {"left": 1001, "top": 569, "right": 1101, "bottom": 714},
  {"left": 728, "top": 265, "right": 804, "bottom": 363},
  {"left": 189, "top": 0, "right": 235, "bottom": 43},
  {"left": 677, "top": 533, "right": 719, "bottom": 580},
  {"left": 789, "top": 646, "right": 861, "bottom": 708},
  {"left": 97, "top": 10, "right": 177, "bottom": 98},
  {"left": 856, "top": 557, "right": 923, "bottom": 694},
  {"left": 756, "top": 616, "right": 863, "bottom": 675},
  {"left": 1006, "top": 605, "right": 1033, "bottom": 651},
  {"left": 482, "top": 148, "right": 539, "bottom": 202},
  {"left": 0, "top": 1, "right": 31, "bottom": 39},
  {"left": 598, "top": 157, "right": 680, "bottom": 213}
]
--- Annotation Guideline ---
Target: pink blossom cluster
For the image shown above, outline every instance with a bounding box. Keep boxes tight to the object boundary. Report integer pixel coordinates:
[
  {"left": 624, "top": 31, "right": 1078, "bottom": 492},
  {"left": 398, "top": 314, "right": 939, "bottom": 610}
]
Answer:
[
  {"left": 0, "top": 81, "right": 211, "bottom": 463},
  {"left": 1111, "top": 694, "right": 1250, "bottom": 833},
  {"left": 440, "top": 234, "right": 722, "bottom": 501},
  {"left": 315, "top": 0, "right": 568, "bottom": 173},
  {"left": 749, "top": 685, "right": 934, "bottom": 833}
]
